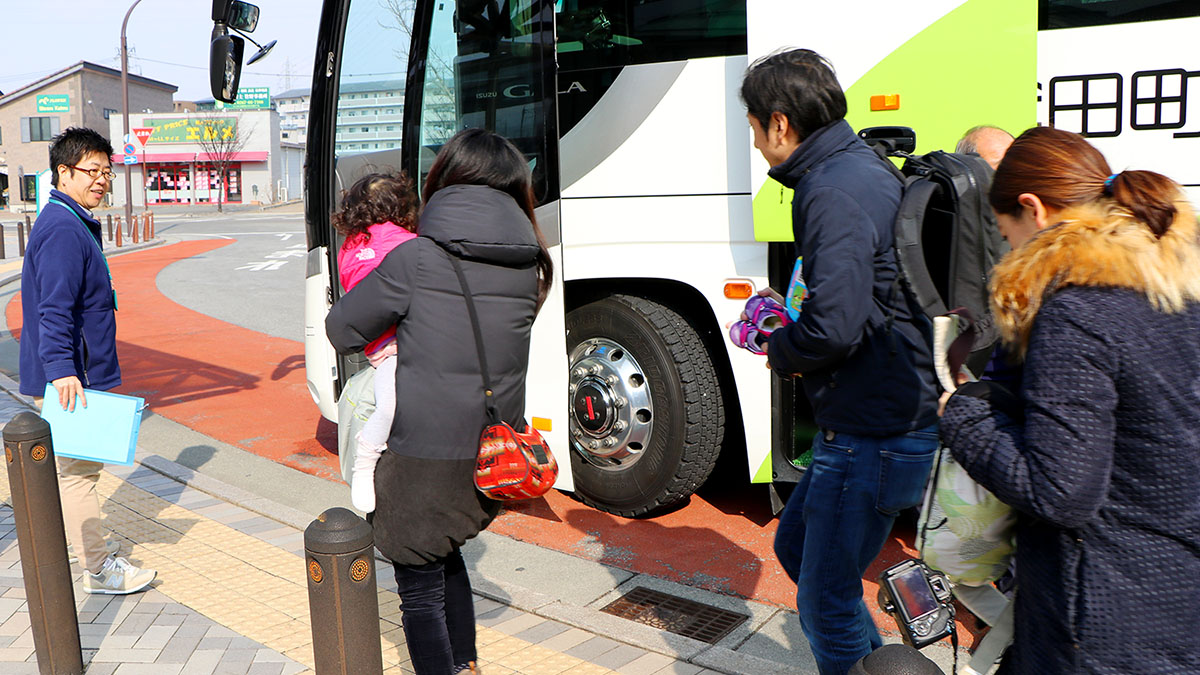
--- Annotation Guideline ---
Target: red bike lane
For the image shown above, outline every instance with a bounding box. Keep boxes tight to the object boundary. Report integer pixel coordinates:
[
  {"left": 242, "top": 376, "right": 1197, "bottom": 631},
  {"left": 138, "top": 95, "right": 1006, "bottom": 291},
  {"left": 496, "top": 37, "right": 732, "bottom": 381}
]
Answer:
[{"left": 7, "top": 240, "right": 980, "bottom": 645}]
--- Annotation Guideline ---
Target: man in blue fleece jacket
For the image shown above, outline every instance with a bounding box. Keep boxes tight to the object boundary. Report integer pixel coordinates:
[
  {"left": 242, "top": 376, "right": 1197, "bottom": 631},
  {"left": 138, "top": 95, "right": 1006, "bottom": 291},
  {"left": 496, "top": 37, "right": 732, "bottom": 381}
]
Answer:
[
  {"left": 20, "top": 127, "right": 154, "bottom": 594},
  {"left": 741, "top": 51, "right": 939, "bottom": 674}
]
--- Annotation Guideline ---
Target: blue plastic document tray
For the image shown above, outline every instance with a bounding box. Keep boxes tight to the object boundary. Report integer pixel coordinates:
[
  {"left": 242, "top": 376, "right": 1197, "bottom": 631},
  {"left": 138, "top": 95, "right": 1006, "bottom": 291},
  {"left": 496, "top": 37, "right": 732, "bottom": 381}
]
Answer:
[{"left": 39, "top": 383, "right": 144, "bottom": 466}]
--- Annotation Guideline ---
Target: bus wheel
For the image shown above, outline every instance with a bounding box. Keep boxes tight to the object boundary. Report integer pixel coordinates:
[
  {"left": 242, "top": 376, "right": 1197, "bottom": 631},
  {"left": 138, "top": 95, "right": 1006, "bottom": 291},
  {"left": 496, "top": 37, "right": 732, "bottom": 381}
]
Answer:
[{"left": 565, "top": 295, "right": 724, "bottom": 517}]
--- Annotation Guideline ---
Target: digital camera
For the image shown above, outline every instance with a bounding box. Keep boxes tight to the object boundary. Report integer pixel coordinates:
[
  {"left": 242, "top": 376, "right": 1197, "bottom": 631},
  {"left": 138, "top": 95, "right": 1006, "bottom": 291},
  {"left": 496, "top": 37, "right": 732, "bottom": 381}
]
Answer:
[{"left": 877, "top": 559, "right": 955, "bottom": 649}]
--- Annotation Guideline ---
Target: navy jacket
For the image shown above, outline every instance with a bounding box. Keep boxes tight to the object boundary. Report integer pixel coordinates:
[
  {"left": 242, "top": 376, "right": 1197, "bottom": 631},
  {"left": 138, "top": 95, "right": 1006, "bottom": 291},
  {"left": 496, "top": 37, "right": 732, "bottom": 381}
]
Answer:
[
  {"left": 19, "top": 190, "right": 121, "bottom": 396},
  {"left": 942, "top": 201, "right": 1200, "bottom": 673},
  {"left": 766, "top": 120, "right": 938, "bottom": 435}
]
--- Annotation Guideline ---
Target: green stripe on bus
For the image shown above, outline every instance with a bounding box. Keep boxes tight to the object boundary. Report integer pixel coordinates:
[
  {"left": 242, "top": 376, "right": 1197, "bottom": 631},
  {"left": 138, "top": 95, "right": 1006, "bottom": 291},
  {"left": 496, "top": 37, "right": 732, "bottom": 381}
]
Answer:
[
  {"left": 753, "top": 451, "right": 773, "bottom": 483},
  {"left": 754, "top": 0, "right": 1036, "bottom": 242}
]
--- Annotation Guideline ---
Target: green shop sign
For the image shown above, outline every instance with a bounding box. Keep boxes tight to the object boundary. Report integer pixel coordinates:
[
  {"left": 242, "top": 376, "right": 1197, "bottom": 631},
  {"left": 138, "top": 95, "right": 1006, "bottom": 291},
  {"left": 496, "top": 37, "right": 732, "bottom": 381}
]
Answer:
[
  {"left": 36, "top": 94, "right": 70, "bottom": 113},
  {"left": 215, "top": 86, "right": 270, "bottom": 110},
  {"left": 142, "top": 117, "right": 238, "bottom": 144}
]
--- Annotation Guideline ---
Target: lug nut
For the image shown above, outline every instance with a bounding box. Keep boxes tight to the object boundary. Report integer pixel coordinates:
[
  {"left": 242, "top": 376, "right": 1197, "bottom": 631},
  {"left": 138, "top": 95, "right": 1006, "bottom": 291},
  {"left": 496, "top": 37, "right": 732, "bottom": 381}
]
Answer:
[
  {"left": 569, "top": 383, "right": 577, "bottom": 393},
  {"left": 573, "top": 367, "right": 587, "bottom": 378},
  {"left": 590, "top": 365, "right": 602, "bottom": 375},
  {"left": 614, "top": 421, "right": 627, "bottom": 432},
  {"left": 572, "top": 428, "right": 583, "bottom": 438},
  {"left": 606, "top": 375, "right": 619, "bottom": 386},
  {"left": 588, "top": 440, "right": 600, "bottom": 449},
  {"left": 602, "top": 437, "right": 616, "bottom": 448},
  {"left": 614, "top": 396, "right": 627, "bottom": 408}
]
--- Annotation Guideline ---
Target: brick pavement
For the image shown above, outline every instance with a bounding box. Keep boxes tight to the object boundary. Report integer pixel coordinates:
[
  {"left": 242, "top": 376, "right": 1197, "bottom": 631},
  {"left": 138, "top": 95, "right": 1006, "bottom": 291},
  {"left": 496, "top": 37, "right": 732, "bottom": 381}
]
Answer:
[{"left": 0, "top": 387, "right": 722, "bottom": 675}]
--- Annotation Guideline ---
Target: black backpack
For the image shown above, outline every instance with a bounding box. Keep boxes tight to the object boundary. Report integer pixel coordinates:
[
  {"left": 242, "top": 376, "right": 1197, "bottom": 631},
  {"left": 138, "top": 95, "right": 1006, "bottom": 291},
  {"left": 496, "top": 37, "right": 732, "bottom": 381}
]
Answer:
[{"left": 863, "top": 130, "right": 1009, "bottom": 372}]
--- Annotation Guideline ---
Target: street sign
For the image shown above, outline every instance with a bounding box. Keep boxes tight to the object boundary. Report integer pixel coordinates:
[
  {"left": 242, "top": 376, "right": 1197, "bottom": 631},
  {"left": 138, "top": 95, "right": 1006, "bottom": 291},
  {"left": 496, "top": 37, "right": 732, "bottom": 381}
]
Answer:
[
  {"left": 123, "top": 143, "right": 136, "bottom": 155},
  {"left": 123, "top": 134, "right": 132, "bottom": 145},
  {"left": 123, "top": 155, "right": 138, "bottom": 165},
  {"left": 133, "top": 127, "right": 154, "bottom": 145},
  {"left": 215, "top": 86, "right": 271, "bottom": 110}
]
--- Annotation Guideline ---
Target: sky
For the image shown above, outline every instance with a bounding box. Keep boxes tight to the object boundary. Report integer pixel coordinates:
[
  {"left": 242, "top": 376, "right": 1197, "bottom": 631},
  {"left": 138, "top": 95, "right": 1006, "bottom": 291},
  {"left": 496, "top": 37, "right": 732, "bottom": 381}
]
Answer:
[{"left": 1, "top": 0, "right": 325, "bottom": 101}]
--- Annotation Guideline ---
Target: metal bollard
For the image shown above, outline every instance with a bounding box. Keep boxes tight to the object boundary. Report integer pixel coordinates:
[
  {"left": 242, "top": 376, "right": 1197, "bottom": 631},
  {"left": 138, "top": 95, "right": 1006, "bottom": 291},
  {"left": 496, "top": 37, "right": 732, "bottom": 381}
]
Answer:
[
  {"left": 131, "top": 215, "right": 140, "bottom": 244},
  {"left": 3, "top": 413, "right": 84, "bottom": 675},
  {"left": 142, "top": 213, "right": 151, "bottom": 241},
  {"left": 115, "top": 216, "right": 123, "bottom": 247},
  {"left": 17, "top": 218, "right": 26, "bottom": 257},
  {"left": 0, "top": 223, "right": 6, "bottom": 260},
  {"left": 106, "top": 214, "right": 113, "bottom": 242},
  {"left": 304, "top": 507, "right": 383, "bottom": 675},
  {"left": 149, "top": 212, "right": 155, "bottom": 239}
]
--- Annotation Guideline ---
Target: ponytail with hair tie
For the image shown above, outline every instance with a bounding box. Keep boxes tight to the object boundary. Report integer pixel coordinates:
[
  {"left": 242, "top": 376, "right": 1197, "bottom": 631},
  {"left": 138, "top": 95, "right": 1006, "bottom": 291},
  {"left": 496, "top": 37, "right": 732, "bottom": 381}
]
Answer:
[{"left": 1103, "top": 173, "right": 1119, "bottom": 196}]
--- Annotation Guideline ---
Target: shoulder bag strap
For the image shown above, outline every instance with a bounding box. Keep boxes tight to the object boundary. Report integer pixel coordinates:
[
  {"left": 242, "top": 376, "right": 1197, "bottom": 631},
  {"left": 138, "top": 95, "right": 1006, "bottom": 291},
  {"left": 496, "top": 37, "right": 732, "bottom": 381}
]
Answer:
[{"left": 426, "top": 238, "right": 501, "bottom": 424}]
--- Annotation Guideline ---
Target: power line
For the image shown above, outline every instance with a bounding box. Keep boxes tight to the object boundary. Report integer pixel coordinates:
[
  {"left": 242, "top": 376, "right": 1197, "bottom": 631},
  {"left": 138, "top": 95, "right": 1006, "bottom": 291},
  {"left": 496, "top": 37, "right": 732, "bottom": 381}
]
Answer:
[{"left": 129, "top": 55, "right": 294, "bottom": 77}]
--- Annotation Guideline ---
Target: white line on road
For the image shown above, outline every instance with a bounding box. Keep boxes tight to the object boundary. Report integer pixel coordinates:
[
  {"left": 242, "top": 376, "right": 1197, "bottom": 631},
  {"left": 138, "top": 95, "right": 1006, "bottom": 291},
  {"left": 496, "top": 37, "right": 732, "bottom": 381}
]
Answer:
[{"left": 237, "top": 261, "right": 289, "bottom": 271}]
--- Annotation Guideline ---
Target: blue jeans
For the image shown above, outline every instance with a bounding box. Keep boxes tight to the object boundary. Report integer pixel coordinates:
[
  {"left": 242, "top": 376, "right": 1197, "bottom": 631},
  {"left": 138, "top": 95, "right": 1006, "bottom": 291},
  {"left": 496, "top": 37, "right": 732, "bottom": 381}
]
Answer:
[
  {"left": 774, "top": 425, "right": 938, "bottom": 675},
  {"left": 392, "top": 549, "right": 476, "bottom": 675}
]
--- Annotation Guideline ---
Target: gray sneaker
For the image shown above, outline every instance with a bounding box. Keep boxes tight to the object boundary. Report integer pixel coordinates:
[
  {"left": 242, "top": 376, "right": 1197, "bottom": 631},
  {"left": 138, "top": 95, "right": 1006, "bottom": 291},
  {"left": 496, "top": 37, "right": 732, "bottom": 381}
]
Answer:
[
  {"left": 67, "top": 539, "right": 120, "bottom": 565},
  {"left": 83, "top": 555, "right": 156, "bottom": 595}
]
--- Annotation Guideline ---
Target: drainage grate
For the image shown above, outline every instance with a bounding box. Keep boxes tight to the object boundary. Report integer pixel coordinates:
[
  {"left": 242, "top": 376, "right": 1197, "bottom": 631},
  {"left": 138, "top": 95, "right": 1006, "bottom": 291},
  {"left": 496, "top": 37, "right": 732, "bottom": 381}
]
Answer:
[{"left": 599, "top": 586, "right": 750, "bottom": 644}]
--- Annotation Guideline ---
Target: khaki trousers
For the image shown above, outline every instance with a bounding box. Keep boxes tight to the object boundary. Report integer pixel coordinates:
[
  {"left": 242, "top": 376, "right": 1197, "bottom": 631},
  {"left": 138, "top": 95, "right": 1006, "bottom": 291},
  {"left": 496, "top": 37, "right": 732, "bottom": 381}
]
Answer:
[
  {"left": 57, "top": 457, "right": 107, "bottom": 574},
  {"left": 35, "top": 397, "right": 108, "bottom": 574}
]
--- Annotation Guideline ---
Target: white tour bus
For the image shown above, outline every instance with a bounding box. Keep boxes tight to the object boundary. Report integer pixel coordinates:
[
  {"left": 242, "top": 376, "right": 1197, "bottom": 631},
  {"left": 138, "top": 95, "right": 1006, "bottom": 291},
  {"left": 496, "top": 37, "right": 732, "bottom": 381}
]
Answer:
[{"left": 204, "top": 0, "right": 1200, "bottom": 516}]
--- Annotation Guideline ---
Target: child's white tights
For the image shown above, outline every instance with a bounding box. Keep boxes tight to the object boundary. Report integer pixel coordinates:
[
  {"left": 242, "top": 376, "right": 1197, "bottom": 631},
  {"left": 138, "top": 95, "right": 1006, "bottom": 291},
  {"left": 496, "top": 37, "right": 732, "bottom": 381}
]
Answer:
[{"left": 352, "top": 354, "right": 395, "bottom": 512}]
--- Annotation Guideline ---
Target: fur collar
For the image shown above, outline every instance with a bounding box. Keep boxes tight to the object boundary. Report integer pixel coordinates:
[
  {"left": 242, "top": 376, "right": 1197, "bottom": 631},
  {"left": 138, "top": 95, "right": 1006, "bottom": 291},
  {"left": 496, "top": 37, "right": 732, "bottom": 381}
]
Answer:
[{"left": 989, "top": 198, "right": 1200, "bottom": 358}]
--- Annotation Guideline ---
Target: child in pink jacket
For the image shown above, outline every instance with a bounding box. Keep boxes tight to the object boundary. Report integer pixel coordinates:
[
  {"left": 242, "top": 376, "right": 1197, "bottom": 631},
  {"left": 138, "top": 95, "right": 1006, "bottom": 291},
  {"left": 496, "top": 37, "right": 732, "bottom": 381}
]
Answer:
[{"left": 334, "top": 172, "right": 418, "bottom": 512}]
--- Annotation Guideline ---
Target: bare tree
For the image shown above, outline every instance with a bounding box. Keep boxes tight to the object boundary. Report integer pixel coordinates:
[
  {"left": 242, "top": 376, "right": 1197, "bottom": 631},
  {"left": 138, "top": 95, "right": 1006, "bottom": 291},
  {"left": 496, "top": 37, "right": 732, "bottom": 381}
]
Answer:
[
  {"left": 194, "top": 113, "right": 254, "bottom": 212},
  {"left": 382, "top": 0, "right": 457, "bottom": 143}
]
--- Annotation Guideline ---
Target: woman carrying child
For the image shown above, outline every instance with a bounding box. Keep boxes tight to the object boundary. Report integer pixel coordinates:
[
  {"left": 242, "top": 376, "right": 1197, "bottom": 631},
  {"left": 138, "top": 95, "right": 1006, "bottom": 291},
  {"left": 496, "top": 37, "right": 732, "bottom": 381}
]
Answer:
[{"left": 326, "top": 129, "right": 553, "bottom": 674}]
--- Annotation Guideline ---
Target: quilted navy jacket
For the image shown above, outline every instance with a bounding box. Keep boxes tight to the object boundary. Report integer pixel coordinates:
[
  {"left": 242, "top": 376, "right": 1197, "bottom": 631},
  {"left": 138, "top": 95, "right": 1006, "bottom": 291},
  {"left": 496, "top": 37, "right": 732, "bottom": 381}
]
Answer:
[{"left": 941, "top": 201, "right": 1200, "bottom": 673}]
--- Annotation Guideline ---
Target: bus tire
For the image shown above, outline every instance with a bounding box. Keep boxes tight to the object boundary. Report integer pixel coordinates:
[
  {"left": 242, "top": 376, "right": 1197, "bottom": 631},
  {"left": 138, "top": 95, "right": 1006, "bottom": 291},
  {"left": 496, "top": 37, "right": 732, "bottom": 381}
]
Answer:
[{"left": 565, "top": 294, "right": 724, "bottom": 517}]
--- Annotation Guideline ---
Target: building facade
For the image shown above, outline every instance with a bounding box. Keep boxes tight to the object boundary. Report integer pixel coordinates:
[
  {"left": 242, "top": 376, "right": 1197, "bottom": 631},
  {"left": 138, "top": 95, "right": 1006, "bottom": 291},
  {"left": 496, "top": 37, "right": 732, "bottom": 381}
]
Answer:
[
  {"left": 275, "top": 88, "right": 311, "bottom": 145},
  {"left": 270, "top": 80, "right": 406, "bottom": 154},
  {"left": 0, "top": 61, "right": 176, "bottom": 210},
  {"left": 108, "top": 109, "right": 283, "bottom": 207},
  {"left": 333, "top": 80, "right": 405, "bottom": 154}
]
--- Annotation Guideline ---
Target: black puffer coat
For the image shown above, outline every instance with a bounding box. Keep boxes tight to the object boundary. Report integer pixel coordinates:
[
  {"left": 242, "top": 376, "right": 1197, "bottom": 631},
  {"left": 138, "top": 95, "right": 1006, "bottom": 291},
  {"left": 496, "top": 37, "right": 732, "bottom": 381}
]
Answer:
[
  {"left": 941, "top": 200, "right": 1200, "bottom": 673},
  {"left": 326, "top": 184, "right": 540, "bottom": 565}
]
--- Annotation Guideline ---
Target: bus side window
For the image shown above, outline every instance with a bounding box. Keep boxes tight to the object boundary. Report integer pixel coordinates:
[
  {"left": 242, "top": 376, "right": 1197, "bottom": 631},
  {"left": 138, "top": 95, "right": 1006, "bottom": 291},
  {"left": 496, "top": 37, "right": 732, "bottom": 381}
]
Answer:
[{"left": 555, "top": 0, "right": 746, "bottom": 136}]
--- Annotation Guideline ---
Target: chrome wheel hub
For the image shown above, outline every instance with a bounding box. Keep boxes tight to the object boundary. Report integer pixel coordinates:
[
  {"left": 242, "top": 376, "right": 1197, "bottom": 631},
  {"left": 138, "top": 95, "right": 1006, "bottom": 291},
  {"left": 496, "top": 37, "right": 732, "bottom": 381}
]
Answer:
[{"left": 567, "top": 338, "right": 653, "bottom": 469}]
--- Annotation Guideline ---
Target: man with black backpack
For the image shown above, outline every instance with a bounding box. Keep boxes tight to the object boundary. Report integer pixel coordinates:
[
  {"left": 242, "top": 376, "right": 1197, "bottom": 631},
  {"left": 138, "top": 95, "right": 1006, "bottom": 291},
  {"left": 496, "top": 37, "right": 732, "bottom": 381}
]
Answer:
[{"left": 741, "top": 49, "right": 940, "bottom": 674}]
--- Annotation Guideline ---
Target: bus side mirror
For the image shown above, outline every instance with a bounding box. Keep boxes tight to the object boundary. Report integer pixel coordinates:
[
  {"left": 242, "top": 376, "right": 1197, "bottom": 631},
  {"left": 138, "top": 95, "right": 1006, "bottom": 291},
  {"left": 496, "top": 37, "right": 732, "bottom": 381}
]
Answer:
[
  {"left": 859, "top": 126, "right": 917, "bottom": 155},
  {"left": 225, "top": 1, "right": 260, "bottom": 32},
  {"left": 210, "top": 31, "right": 245, "bottom": 103}
]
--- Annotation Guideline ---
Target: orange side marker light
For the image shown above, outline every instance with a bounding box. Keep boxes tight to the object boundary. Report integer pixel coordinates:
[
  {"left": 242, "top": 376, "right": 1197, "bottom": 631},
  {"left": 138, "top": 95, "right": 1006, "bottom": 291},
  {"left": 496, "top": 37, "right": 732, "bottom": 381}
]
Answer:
[
  {"left": 870, "top": 94, "right": 900, "bottom": 111},
  {"left": 531, "top": 417, "right": 552, "bottom": 432},
  {"left": 724, "top": 281, "right": 755, "bottom": 300}
]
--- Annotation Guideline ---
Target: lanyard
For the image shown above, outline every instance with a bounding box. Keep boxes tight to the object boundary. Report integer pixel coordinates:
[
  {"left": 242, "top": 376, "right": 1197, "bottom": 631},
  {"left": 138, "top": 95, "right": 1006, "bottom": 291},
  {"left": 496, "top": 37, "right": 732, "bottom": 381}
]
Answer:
[{"left": 47, "top": 199, "right": 118, "bottom": 311}]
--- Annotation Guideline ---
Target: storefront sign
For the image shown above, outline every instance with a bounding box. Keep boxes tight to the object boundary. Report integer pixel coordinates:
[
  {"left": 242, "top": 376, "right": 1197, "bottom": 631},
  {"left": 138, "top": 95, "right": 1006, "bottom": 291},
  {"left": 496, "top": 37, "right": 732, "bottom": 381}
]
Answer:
[
  {"left": 215, "top": 87, "right": 270, "bottom": 110},
  {"left": 36, "top": 94, "right": 70, "bottom": 113},
  {"left": 141, "top": 117, "right": 238, "bottom": 144}
]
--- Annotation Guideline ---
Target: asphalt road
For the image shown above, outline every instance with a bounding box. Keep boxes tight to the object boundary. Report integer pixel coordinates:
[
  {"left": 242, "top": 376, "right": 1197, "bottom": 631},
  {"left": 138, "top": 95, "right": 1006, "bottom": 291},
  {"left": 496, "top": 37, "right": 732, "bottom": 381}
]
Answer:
[{"left": 153, "top": 212, "right": 307, "bottom": 342}]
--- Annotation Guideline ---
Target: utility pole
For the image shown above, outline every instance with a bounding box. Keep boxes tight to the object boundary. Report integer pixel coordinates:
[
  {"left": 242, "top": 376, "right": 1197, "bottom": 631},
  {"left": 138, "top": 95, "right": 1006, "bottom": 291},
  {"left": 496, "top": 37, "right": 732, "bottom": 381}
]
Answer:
[{"left": 120, "top": 0, "right": 146, "bottom": 228}]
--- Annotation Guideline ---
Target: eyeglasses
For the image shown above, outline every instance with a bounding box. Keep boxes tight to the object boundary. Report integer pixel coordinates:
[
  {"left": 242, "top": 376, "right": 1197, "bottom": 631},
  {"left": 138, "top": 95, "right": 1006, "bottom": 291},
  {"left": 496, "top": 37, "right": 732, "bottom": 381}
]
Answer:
[{"left": 70, "top": 165, "right": 116, "bottom": 181}]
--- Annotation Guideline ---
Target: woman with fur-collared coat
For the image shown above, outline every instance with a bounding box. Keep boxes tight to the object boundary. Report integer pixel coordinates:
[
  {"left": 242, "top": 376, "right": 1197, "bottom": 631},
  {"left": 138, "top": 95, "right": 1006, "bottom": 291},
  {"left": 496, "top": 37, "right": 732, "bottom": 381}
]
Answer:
[{"left": 940, "top": 127, "right": 1200, "bottom": 674}]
